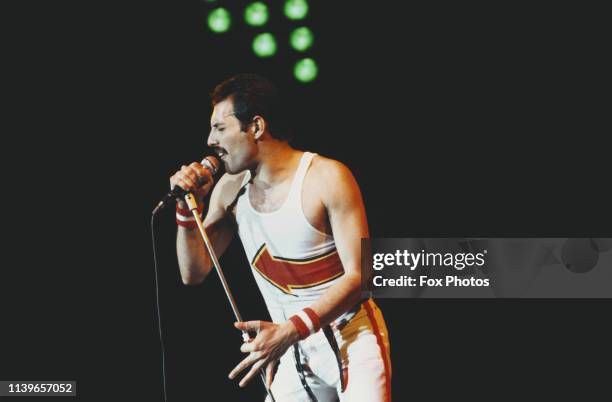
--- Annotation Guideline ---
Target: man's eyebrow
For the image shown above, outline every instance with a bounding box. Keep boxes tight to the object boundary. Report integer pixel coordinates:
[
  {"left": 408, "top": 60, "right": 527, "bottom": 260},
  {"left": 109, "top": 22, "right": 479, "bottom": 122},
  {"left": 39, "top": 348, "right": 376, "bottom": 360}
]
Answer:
[{"left": 211, "top": 112, "right": 236, "bottom": 127}]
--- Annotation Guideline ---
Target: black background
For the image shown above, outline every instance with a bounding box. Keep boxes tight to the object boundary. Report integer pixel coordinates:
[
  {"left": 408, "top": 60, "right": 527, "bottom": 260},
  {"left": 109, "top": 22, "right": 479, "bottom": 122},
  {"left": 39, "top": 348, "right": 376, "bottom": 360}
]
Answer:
[{"left": 2, "top": 1, "right": 610, "bottom": 401}]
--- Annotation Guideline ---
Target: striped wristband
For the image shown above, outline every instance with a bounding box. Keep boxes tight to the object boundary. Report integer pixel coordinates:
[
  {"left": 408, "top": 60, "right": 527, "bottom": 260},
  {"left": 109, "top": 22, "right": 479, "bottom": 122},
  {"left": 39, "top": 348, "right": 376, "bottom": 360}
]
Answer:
[
  {"left": 176, "top": 204, "right": 203, "bottom": 229},
  {"left": 289, "top": 307, "right": 321, "bottom": 340}
]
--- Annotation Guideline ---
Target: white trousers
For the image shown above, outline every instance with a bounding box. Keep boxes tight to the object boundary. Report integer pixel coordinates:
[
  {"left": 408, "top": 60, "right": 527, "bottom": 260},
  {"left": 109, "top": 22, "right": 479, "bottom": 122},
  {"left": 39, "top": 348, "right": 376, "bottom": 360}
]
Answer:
[{"left": 266, "top": 299, "right": 392, "bottom": 402}]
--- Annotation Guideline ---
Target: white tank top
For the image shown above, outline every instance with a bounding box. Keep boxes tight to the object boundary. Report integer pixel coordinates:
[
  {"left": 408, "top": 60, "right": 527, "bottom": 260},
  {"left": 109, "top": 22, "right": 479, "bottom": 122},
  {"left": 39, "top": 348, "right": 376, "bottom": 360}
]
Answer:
[{"left": 236, "top": 152, "right": 345, "bottom": 323}]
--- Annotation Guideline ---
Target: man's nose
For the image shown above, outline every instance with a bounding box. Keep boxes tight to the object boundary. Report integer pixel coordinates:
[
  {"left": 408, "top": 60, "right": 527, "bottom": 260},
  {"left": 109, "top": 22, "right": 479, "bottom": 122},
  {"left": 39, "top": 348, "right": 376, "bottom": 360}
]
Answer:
[{"left": 207, "top": 131, "right": 217, "bottom": 147}]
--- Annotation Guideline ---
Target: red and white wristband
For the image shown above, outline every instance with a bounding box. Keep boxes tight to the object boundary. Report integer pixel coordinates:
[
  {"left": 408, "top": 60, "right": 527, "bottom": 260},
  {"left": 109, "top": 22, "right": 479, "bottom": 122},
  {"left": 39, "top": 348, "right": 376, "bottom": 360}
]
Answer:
[
  {"left": 176, "top": 204, "right": 203, "bottom": 229},
  {"left": 289, "top": 307, "right": 321, "bottom": 340}
]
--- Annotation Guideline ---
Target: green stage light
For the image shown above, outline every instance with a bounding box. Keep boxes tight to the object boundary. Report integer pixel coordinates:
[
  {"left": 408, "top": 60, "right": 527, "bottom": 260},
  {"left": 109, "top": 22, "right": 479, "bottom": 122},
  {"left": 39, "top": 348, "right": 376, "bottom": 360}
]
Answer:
[
  {"left": 252, "top": 33, "right": 277, "bottom": 57},
  {"left": 284, "top": 0, "right": 309, "bottom": 21},
  {"left": 208, "top": 8, "right": 231, "bottom": 33},
  {"left": 290, "top": 27, "right": 313, "bottom": 52},
  {"left": 245, "top": 2, "right": 269, "bottom": 27},
  {"left": 294, "top": 58, "right": 318, "bottom": 82}
]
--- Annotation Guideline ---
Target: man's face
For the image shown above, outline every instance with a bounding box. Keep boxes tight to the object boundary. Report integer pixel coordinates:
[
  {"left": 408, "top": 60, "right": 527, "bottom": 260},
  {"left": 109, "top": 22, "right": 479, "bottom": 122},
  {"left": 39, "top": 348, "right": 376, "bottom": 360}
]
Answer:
[{"left": 207, "top": 98, "right": 257, "bottom": 174}]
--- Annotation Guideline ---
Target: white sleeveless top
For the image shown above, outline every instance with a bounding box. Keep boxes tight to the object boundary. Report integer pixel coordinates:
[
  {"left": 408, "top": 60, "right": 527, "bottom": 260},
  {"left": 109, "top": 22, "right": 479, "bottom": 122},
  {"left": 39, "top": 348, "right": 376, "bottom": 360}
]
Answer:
[{"left": 236, "top": 152, "right": 345, "bottom": 323}]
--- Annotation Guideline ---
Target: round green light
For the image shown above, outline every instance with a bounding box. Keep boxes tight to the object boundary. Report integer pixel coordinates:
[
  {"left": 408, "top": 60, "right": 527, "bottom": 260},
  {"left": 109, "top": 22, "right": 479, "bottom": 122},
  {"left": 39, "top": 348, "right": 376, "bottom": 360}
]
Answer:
[
  {"left": 245, "top": 2, "right": 269, "bottom": 27},
  {"left": 284, "top": 0, "right": 309, "bottom": 21},
  {"left": 208, "top": 8, "right": 231, "bottom": 33},
  {"left": 252, "top": 33, "right": 277, "bottom": 57},
  {"left": 294, "top": 58, "right": 318, "bottom": 82},
  {"left": 290, "top": 27, "right": 314, "bottom": 52}
]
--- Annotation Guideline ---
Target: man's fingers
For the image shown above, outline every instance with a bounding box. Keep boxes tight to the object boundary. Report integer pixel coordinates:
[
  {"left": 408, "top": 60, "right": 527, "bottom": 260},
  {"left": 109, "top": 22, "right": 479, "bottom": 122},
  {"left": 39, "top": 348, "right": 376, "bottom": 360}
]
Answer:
[
  {"left": 187, "top": 163, "right": 212, "bottom": 184},
  {"left": 240, "top": 341, "right": 258, "bottom": 353},
  {"left": 229, "top": 354, "right": 253, "bottom": 380},
  {"left": 194, "top": 165, "right": 213, "bottom": 180},
  {"left": 239, "top": 358, "right": 267, "bottom": 388},
  {"left": 181, "top": 165, "right": 211, "bottom": 188},
  {"left": 178, "top": 177, "right": 196, "bottom": 189},
  {"left": 229, "top": 351, "right": 261, "bottom": 380},
  {"left": 265, "top": 360, "right": 277, "bottom": 387},
  {"left": 234, "top": 321, "right": 261, "bottom": 333}
]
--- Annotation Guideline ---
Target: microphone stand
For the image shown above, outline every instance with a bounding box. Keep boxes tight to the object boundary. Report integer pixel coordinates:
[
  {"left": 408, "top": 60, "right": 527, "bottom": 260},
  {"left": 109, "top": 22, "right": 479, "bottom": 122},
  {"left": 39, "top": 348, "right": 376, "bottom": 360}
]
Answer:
[{"left": 183, "top": 193, "right": 276, "bottom": 402}]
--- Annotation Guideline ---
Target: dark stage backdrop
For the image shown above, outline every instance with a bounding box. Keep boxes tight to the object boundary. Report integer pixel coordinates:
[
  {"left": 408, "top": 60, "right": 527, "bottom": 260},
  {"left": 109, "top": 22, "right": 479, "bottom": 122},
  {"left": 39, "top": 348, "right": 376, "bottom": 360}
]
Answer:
[{"left": 2, "top": 1, "right": 610, "bottom": 401}]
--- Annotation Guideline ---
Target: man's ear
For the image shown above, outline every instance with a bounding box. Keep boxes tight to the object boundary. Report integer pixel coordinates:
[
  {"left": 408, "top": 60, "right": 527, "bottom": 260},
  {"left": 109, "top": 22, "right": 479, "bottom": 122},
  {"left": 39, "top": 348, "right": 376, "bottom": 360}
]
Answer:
[{"left": 252, "top": 116, "right": 265, "bottom": 140}]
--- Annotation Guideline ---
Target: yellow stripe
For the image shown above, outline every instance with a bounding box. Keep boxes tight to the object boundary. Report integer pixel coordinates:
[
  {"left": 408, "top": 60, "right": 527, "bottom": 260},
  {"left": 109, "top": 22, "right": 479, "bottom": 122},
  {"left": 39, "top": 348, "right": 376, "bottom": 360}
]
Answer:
[{"left": 367, "top": 299, "right": 392, "bottom": 377}]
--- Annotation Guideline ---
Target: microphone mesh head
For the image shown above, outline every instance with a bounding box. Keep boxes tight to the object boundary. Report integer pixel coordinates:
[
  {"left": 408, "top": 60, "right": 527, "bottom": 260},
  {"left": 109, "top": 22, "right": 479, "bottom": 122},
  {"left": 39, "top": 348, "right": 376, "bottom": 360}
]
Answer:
[{"left": 201, "top": 155, "right": 221, "bottom": 175}]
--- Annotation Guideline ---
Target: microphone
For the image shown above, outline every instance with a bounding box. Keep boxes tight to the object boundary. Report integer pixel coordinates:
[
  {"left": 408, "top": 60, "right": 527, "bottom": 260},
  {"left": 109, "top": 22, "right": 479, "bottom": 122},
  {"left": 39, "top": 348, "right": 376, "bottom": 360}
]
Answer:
[{"left": 152, "top": 155, "right": 221, "bottom": 215}]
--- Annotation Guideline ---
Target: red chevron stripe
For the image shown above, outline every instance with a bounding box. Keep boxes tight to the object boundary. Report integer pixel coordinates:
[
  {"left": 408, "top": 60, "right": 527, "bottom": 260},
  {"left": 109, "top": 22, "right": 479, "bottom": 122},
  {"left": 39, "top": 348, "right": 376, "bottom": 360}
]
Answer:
[{"left": 252, "top": 244, "right": 344, "bottom": 294}]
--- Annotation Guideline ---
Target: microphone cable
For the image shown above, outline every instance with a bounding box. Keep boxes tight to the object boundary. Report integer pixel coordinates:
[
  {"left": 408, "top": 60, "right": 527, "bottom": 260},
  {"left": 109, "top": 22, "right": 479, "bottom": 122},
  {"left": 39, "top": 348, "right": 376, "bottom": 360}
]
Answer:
[{"left": 151, "top": 211, "right": 168, "bottom": 402}]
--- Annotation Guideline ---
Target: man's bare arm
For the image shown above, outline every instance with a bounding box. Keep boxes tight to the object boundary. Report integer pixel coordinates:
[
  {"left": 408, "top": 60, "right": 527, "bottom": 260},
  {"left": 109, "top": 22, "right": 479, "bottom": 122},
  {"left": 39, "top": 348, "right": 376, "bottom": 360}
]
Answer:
[
  {"left": 305, "top": 158, "right": 368, "bottom": 326},
  {"left": 174, "top": 170, "right": 244, "bottom": 285}
]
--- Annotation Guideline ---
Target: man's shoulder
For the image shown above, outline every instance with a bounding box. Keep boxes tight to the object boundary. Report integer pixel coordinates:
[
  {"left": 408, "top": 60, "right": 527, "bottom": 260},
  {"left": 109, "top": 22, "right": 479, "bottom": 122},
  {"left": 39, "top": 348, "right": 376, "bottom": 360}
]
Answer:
[
  {"left": 306, "top": 154, "right": 361, "bottom": 208},
  {"left": 309, "top": 154, "right": 354, "bottom": 184}
]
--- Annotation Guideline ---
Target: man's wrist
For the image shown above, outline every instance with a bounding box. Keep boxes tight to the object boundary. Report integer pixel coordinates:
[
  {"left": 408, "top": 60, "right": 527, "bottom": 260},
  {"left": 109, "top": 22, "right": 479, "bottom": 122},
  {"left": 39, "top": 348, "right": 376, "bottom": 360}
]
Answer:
[
  {"left": 288, "top": 307, "right": 321, "bottom": 341},
  {"left": 281, "top": 320, "right": 302, "bottom": 345},
  {"left": 176, "top": 203, "right": 203, "bottom": 229}
]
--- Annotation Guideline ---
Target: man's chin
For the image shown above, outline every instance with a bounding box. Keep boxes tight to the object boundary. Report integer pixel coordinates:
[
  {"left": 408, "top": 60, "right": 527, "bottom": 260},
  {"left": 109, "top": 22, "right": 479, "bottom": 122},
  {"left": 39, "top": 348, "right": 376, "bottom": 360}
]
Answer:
[{"left": 225, "top": 165, "right": 249, "bottom": 176}]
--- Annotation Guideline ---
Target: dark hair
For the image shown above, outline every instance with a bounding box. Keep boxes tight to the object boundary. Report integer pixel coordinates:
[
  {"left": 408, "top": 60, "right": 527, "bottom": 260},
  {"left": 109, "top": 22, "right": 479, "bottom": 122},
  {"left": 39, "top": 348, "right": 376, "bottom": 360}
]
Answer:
[{"left": 211, "top": 74, "right": 293, "bottom": 141}]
